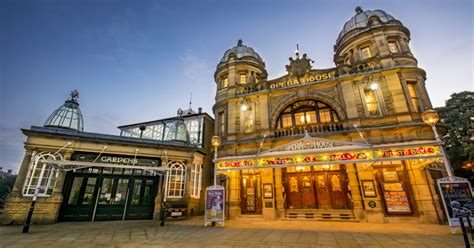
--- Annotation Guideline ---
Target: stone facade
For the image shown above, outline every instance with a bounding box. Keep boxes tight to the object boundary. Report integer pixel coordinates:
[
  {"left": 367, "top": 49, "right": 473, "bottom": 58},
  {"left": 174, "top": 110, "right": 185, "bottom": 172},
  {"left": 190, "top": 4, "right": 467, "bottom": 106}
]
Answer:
[{"left": 212, "top": 8, "right": 447, "bottom": 224}]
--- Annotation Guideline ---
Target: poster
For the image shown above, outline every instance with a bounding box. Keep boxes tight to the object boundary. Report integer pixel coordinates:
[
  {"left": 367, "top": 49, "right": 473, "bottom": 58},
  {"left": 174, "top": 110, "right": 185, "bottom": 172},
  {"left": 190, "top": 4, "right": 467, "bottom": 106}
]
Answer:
[
  {"left": 438, "top": 177, "right": 474, "bottom": 227},
  {"left": 362, "top": 180, "right": 376, "bottom": 197},
  {"left": 204, "top": 185, "right": 225, "bottom": 227},
  {"left": 382, "top": 182, "right": 411, "bottom": 213},
  {"left": 263, "top": 184, "right": 273, "bottom": 199}
]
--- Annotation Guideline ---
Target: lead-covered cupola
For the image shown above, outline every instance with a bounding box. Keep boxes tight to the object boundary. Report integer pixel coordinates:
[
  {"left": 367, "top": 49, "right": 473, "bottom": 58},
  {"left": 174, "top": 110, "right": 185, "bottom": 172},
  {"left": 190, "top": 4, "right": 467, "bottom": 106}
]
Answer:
[
  {"left": 334, "top": 7, "right": 416, "bottom": 72},
  {"left": 214, "top": 39, "right": 268, "bottom": 95},
  {"left": 44, "top": 90, "right": 84, "bottom": 131}
]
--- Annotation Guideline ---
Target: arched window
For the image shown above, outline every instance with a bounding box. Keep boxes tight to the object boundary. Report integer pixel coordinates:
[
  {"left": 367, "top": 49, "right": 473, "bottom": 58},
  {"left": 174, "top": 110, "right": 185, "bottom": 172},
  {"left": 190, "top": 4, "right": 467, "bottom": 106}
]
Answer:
[
  {"left": 23, "top": 151, "right": 62, "bottom": 196},
  {"left": 166, "top": 161, "right": 186, "bottom": 198},
  {"left": 276, "top": 100, "right": 339, "bottom": 128}
]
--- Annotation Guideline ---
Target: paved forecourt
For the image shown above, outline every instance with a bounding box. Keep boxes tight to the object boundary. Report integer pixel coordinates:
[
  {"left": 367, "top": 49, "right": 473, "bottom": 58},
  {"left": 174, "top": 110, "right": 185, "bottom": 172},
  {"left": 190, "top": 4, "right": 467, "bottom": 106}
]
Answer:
[{"left": 0, "top": 217, "right": 467, "bottom": 247}]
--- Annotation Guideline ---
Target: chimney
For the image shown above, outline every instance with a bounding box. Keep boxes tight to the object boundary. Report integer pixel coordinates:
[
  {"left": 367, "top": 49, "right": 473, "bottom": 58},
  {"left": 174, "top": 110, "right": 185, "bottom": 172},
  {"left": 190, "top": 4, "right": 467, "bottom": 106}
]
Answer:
[
  {"left": 7, "top": 169, "right": 12, "bottom": 174},
  {"left": 198, "top": 107, "right": 202, "bottom": 114}
]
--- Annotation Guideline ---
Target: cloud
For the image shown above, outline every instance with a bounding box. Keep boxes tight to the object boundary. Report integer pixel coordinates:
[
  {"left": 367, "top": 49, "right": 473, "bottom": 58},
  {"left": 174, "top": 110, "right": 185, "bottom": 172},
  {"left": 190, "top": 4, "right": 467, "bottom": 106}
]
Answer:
[{"left": 179, "top": 50, "right": 212, "bottom": 84}]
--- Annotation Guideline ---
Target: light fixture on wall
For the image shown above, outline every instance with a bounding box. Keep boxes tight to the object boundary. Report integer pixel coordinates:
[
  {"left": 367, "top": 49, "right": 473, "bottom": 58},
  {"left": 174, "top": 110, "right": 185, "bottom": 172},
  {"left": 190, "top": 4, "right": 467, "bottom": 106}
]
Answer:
[
  {"left": 370, "top": 82, "right": 378, "bottom": 90},
  {"left": 241, "top": 104, "right": 248, "bottom": 111}
]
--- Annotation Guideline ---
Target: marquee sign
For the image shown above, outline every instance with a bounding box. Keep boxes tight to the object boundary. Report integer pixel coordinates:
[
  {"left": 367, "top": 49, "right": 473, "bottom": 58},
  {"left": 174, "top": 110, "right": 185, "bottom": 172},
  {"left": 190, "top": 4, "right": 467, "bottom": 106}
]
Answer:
[
  {"left": 374, "top": 146, "right": 441, "bottom": 159},
  {"left": 215, "top": 144, "right": 443, "bottom": 171}
]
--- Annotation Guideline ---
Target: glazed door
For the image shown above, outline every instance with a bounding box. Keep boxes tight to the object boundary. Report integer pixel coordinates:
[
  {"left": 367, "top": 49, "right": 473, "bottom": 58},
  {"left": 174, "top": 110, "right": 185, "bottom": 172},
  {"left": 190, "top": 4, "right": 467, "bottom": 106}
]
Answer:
[
  {"left": 328, "top": 172, "right": 348, "bottom": 208},
  {"left": 315, "top": 173, "right": 332, "bottom": 208},
  {"left": 314, "top": 172, "right": 349, "bottom": 209},
  {"left": 94, "top": 177, "right": 130, "bottom": 221},
  {"left": 59, "top": 175, "right": 98, "bottom": 221},
  {"left": 241, "top": 174, "right": 262, "bottom": 214},
  {"left": 286, "top": 173, "right": 316, "bottom": 208}
]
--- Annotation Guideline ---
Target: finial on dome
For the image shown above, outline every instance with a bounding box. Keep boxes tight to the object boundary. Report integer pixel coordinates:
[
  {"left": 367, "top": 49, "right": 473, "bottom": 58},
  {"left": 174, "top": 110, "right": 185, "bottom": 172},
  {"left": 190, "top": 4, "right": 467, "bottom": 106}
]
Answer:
[
  {"left": 237, "top": 39, "right": 243, "bottom": 46},
  {"left": 355, "top": 6, "right": 363, "bottom": 14},
  {"left": 69, "top": 89, "right": 79, "bottom": 102}
]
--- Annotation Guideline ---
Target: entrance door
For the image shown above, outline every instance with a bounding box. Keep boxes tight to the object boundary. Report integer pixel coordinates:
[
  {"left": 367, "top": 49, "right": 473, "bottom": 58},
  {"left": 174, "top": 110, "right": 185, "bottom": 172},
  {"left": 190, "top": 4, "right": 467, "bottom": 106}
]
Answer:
[
  {"left": 314, "top": 172, "right": 349, "bottom": 209},
  {"left": 59, "top": 173, "right": 158, "bottom": 221},
  {"left": 240, "top": 173, "right": 262, "bottom": 214},
  {"left": 286, "top": 173, "right": 316, "bottom": 208},
  {"left": 94, "top": 177, "right": 130, "bottom": 221}
]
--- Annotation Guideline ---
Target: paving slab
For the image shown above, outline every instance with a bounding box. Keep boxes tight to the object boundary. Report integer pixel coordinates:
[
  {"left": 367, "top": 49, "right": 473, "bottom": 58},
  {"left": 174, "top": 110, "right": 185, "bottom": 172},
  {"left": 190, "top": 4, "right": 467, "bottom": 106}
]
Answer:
[{"left": 0, "top": 216, "right": 469, "bottom": 247}]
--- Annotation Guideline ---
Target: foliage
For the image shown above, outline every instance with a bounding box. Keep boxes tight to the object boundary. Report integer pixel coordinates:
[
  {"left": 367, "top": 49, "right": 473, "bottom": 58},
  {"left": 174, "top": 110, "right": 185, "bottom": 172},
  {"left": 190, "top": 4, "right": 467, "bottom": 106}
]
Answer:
[
  {"left": 0, "top": 175, "right": 16, "bottom": 210},
  {"left": 436, "top": 91, "right": 474, "bottom": 179}
]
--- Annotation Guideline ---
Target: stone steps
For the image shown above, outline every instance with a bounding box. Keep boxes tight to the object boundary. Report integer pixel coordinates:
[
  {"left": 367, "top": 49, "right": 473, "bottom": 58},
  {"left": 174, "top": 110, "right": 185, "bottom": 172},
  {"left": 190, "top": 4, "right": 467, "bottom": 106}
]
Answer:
[
  {"left": 235, "top": 214, "right": 265, "bottom": 221},
  {"left": 284, "top": 209, "right": 357, "bottom": 222}
]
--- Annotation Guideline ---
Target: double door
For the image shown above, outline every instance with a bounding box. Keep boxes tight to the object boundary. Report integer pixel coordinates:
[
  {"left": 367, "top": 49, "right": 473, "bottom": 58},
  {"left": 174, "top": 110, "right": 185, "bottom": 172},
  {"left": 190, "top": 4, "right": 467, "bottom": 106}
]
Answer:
[
  {"left": 59, "top": 174, "right": 158, "bottom": 221},
  {"left": 286, "top": 171, "right": 349, "bottom": 209}
]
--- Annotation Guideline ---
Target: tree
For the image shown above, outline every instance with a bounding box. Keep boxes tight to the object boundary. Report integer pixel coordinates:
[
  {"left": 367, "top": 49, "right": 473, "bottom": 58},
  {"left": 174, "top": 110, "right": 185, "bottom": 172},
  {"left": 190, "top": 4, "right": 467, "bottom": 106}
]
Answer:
[
  {"left": 436, "top": 91, "right": 474, "bottom": 180},
  {"left": 0, "top": 175, "right": 16, "bottom": 211}
]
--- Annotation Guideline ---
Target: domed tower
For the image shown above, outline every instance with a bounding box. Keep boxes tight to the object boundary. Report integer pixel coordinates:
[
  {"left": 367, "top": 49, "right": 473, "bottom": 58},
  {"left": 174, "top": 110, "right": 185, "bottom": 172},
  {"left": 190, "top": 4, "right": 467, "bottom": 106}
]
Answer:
[
  {"left": 214, "top": 40, "right": 268, "bottom": 139},
  {"left": 215, "top": 39, "right": 267, "bottom": 98},
  {"left": 334, "top": 7, "right": 417, "bottom": 73},
  {"left": 44, "top": 90, "right": 84, "bottom": 131}
]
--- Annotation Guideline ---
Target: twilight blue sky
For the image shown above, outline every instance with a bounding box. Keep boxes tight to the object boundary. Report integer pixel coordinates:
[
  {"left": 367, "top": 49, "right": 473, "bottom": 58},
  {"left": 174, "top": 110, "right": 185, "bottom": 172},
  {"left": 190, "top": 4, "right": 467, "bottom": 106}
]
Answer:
[{"left": 0, "top": 0, "right": 472, "bottom": 172}]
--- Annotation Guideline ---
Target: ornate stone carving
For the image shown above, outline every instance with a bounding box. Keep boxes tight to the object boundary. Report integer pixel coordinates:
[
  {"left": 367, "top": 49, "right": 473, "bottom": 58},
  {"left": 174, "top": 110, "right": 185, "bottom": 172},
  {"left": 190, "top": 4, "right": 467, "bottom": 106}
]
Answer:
[{"left": 285, "top": 54, "right": 313, "bottom": 78}]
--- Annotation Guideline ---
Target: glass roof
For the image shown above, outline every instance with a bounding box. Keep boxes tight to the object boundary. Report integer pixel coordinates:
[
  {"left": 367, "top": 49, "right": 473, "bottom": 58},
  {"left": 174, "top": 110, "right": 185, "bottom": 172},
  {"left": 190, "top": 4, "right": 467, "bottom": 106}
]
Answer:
[{"left": 44, "top": 90, "right": 84, "bottom": 131}]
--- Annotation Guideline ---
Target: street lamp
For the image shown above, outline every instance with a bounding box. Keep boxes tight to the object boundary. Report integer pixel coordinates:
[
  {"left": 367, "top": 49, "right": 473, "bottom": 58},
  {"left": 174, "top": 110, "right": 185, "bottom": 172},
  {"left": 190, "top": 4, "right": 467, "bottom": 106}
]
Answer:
[
  {"left": 421, "top": 108, "right": 454, "bottom": 177},
  {"left": 211, "top": 135, "right": 221, "bottom": 186}
]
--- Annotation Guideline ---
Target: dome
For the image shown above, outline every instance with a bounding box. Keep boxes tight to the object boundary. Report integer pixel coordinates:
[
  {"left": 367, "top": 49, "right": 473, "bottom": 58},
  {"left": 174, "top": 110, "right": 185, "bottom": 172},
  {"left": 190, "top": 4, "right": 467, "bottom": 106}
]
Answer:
[
  {"left": 163, "top": 109, "right": 190, "bottom": 143},
  {"left": 337, "top": 7, "right": 397, "bottom": 44},
  {"left": 219, "top": 39, "right": 264, "bottom": 64},
  {"left": 44, "top": 90, "right": 84, "bottom": 131}
]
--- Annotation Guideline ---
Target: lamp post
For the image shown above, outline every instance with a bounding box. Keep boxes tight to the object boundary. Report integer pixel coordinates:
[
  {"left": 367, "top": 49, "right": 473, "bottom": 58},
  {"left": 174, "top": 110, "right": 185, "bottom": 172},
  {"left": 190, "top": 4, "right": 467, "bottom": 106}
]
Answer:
[
  {"left": 211, "top": 135, "right": 221, "bottom": 186},
  {"left": 421, "top": 108, "right": 454, "bottom": 177}
]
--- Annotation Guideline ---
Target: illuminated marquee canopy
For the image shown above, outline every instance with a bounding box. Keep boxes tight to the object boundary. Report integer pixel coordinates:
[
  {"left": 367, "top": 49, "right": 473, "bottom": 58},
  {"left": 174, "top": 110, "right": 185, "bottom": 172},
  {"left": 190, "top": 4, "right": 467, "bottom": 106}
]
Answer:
[{"left": 215, "top": 135, "right": 443, "bottom": 171}]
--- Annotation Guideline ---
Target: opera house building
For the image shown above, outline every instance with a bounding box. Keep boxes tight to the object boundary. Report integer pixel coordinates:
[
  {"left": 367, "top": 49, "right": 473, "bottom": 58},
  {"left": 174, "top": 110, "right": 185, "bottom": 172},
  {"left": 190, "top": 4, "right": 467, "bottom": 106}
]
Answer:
[{"left": 212, "top": 7, "right": 448, "bottom": 224}]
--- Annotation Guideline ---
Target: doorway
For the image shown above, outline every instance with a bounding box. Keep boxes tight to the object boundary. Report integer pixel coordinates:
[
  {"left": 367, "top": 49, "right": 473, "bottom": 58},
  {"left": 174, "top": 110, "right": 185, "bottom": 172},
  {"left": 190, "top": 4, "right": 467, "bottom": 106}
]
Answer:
[
  {"left": 240, "top": 172, "right": 262, "bottom": 214},
  {"left": 59, "top": 172, "right": 158, "bottom": 221},
  {"left": 285, "top": 165, "right": 350, "bottom": 209}
]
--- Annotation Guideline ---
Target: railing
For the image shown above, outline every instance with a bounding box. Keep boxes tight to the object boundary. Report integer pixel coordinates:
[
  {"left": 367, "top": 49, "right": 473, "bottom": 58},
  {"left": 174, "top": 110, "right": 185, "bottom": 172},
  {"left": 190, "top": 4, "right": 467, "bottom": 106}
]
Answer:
[{"left": 274, "top": 123, "right": 345, "bottom": 137}]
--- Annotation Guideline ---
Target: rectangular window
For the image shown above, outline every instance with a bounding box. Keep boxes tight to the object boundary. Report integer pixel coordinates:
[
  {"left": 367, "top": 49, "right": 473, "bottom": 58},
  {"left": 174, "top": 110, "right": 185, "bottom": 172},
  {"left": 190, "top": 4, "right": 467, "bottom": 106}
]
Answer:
[
  {"left": 223, "top": 77, "right": 229, "bottom": 88},
  {"left": 185, "top": 118, "right": 203, "bottom": 147},
  {"left": 244, "top": 114, "right": 254, "bottom": 133},
  {"left": 219, "top": 112, "right": 225, "bottom": 136},
  {"left": 281, "top": 114, "right": 292, "bottom": 128},
  {"left": 388, "top": 41, "right": 399, "bottom": 53},
  {"left": 407, "top": 82, "right": 422, "bottom": 112},
  {"left": 364, "top": 89, "right": 380, "bottom": 116},
  {"left": 295, "top": 112, "right": 305, "bottom": 125},
  {"left": 190, "top": 163, "right": 202, "bottom": 198},
  {"left": 361, "top": 46, "right": 372, "bottom": 60},
  {"left": 240, "top": 74, "right": 246, "bottom": 84},
  {"left": 319, "top": 109, "right": 331, "bottom": 123},
  {"left": 305, "top": 111, "right": 316, "bottom": 124}
]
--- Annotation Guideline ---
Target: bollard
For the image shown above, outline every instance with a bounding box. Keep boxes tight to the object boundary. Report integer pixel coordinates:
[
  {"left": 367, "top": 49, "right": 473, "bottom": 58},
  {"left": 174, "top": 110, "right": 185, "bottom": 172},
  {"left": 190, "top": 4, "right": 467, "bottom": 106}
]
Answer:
[{"left": 459, "top": 217, "right": 470, "bottom": 248}]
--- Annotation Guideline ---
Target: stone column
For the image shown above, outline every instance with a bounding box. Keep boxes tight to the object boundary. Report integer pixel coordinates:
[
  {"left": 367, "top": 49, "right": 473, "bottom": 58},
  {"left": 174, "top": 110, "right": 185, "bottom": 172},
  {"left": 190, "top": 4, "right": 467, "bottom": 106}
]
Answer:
[
  {"left": 346, "top": 164, "right": 364, "bottom": 220},
  {"left": 274, "top": 168, "right": 285, "bottom": 219},
  {"left": 228, "top": 170, "right": 241, "bottom": 219},
  {"left": 261, "top": 168, "right": 275, "bottom": 220},
  {"left": 11, "top": 149, "right": 34, "bottom": 196},
  {"left": 407, "top": 164, "right": 439, "bottom": 224}
]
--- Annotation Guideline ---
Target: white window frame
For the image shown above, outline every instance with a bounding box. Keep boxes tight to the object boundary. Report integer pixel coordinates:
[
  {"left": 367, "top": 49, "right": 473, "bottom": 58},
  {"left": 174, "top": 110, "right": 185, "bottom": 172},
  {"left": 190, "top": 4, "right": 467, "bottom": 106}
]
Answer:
[
  {"left": 165, "top": 161, "right": 186, "bottom": 198},
  {"left": 23, "top": 151, "right": 62, "bottom": 197},
  {"left": 190, "top": 163, "right": 202, "bottom": 199}
]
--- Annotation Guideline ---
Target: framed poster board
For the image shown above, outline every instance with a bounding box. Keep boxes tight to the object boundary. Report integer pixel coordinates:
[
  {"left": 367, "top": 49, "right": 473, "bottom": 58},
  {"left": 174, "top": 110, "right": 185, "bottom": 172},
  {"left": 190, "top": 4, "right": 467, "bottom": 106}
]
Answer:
[
  {"left": 361, "top": 180, "right": 377, "bottom": 197},
  {"left": 204, "top": 185, "right": 225, "bottom": 227},
  {"left": 263, "top": 183, "right": 273, "bottom": 199},
  {"left": 437, "top": 177, "right": 474, "bottom": 227},
  {"left": 381, "top": 182, "right": 412, "bottom": 214}
]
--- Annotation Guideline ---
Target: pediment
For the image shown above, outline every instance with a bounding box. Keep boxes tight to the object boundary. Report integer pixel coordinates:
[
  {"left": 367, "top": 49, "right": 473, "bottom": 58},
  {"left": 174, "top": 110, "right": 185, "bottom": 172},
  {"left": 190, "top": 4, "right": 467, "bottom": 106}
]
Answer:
[{"left": 260, "top": 132, "right": 370, "bottom": 155}]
